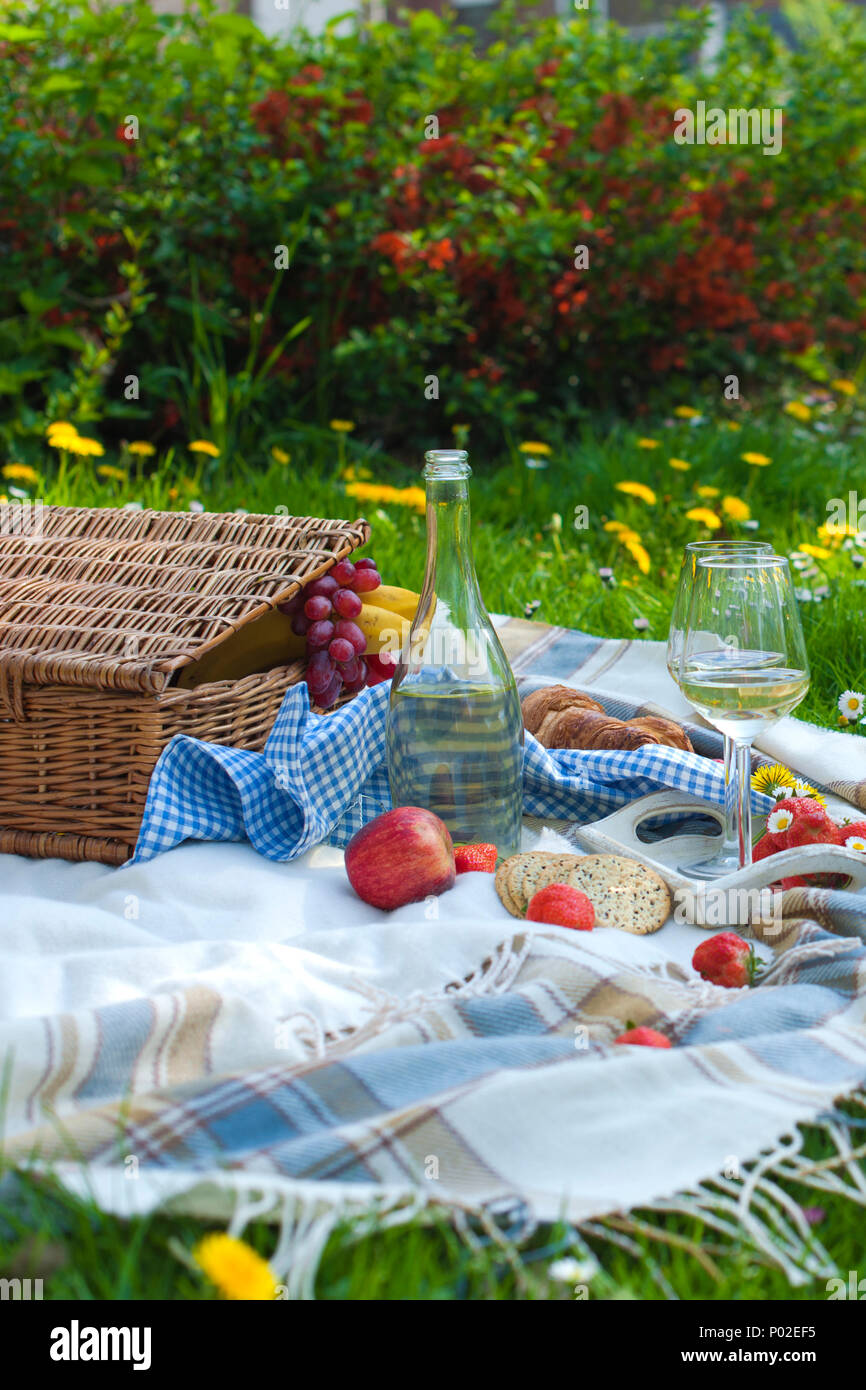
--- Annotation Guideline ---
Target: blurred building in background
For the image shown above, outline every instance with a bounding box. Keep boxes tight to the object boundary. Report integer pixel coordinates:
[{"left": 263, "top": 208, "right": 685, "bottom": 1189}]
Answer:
[{"left": 141, "top": 0, "right": 858, "bottom": 44}]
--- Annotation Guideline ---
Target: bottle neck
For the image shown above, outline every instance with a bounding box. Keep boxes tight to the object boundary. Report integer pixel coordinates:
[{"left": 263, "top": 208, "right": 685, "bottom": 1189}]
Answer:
[{"left": 423, "top": 475, "right": 482, "bottom": 621}]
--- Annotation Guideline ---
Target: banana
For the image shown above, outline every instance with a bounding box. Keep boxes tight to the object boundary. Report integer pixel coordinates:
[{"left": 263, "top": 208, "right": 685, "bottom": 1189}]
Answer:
[
  {"left": 176, "top": 608, "right": 306, "bottom": 688},
  {"left": 367, "top": 584, "right": 420, "bottom": 621},
  {"left": 357, "top": 603, "right": 410, "bottom": 656}
]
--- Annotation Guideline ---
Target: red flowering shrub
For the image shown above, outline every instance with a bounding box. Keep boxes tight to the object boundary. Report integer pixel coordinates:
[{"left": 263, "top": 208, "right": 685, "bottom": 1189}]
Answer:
[{"left": 0, "top": 1, "right": 864, "bottom": 452}]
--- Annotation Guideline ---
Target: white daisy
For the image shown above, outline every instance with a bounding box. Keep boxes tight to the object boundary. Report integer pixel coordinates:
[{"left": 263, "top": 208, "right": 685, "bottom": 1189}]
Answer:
[
  {"left": 548, "top": 1256, "right": 600, "bottom": 1285},
  {"left": 844, "top": 836, "right": 866, "bottom": 853},
  {"left": 768, "top": 808, "right": 794, "bottom": 834},
  {"left": 838, "top": 690, "right": 865, "bottom": 718}
]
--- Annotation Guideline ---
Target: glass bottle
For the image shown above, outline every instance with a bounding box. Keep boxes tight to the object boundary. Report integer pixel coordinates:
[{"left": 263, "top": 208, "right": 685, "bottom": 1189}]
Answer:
[{"left": 387, "top": 450, "right": 524, "bottom": 857}]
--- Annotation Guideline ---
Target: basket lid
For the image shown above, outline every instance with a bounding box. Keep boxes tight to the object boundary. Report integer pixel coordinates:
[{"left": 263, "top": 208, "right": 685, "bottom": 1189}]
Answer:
[{"left": 0, "top": 504, "right": 370, "bottom": 715}]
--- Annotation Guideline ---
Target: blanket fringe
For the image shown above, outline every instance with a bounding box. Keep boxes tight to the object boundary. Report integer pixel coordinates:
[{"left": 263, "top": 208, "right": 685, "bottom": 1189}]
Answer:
[
  {"left": 583, "top": 1105, "right": 866, "bottom": 1289},
  {"left": 309, "top": 932, "right": 535, "bottom": 1060}
]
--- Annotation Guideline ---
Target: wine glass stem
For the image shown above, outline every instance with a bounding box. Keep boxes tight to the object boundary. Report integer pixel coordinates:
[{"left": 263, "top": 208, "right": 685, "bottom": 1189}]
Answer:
[
  {"left": 735, "top": 738, "right": 753, "bottom": 869},
  {"left": 722, "top": 735, "right": 739, "bottom": 857}
]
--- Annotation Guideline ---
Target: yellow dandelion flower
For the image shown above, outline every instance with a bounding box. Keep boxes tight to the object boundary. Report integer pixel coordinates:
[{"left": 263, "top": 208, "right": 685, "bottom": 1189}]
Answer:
[
  {"left": 674, "top": 406, "right": 701, "bottom": 419},
  {"left": 2, "top": 463, "right": 39, "bottom": 484},
  {"left": 127, "top": 441, "right": 156, "bottom": 457},
  {"left": 518, "top": 441, "right": 552, "bottom": 456},
  {"left": 751, "top": 764, "right": 796, "bottom": 798},
  {"left": 818, "top": 521, "right": 855, "bottom": 544},
  {"left": 798, "top": 542, "right": 832, "bottom": 560},
  {"left": 696, "top": 486, "right": 721, "bottom": 498},
  {"left": 636, "top": 438, "right": 659, "bottom": 449},
  {"left": 725, "top": 421, "right": 742, "bottom": 431},
  {"left": 603, "top": 520, "right": 628, "bottom": 534},
  {"left": 96, "top": 465, "right": 126, "bottom": 481},
  {"left": 329, "top": 419, "right": 355, "bottom": 433},
  {"left": 189, "top": 440, "right": 220, "bottom": 457},
  {"left": 685, "top": 506, "right": 722, "bottom": 530},
  {"left": 831, "top": 378, "right": 856, "bottom": 396},
  {"left": 398, "top": 485, "right": 427, "bottom": 513},
  {"left": 46, "top": 421, "right": 80, "bottom": 445},
  {"left": 168, "top": 487, "right": 179, "bottom": 500},
  {"left": 192, "top": 1234, "right": 277, "bottom": 1301},
  {"left": 722, "top": 496, "right": 751, "bottom": 522},
  {"left": 47, "top": 427, "right": 82, "bottom": 449},
  {"left": 615, "top": 481, "right": 656, "bottom": 505},
  {"left": 64, "top": 435, "right": 105, "bottom": 457},
  {"left": 345, "top": 481, "right": 426, "bottom": 514},
  {"left": 345, "top": 481, "right": 390, "bottom": 506},
  {"left": 741, "top": 452, "right": 771, "bottom": 466},
  {"left": 270, "top": 447, "right": 291, "bottom": 465},
  {"left": 669, "top": 457, "right": 691, "bottom": 471},
  {"left": 784, "top": 401, "right": 811, "bottom": 422},
  {"left": 624, "top": 538, "right": 651, "bottom": 575},
  {"left": 792, "top": 778, "right": 826, "bottom": 806}
]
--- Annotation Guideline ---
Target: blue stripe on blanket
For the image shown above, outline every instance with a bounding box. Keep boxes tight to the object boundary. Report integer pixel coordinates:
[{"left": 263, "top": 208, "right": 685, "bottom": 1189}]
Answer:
[{"left": 513, "top": 629, "right": 603, "bottom": 677}]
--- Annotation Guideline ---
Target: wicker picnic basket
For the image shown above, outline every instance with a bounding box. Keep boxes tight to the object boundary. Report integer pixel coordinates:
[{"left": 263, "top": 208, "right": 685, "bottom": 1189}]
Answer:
[{"left": 0, "top": 503, "right": 370, "bottom": 866}]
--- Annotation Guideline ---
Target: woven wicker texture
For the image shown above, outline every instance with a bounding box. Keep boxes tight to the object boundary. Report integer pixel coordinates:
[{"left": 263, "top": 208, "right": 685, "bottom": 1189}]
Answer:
[
  {"left": 0, "top": 505, "right": 370, "bottom": 863},
  {"left": 0, "top": 504, "right": 368, "bottom": 717}
]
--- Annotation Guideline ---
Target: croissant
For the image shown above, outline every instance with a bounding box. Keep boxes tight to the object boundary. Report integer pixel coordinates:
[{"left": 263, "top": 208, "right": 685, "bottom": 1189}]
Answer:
[
  {"left": 523, "top": 685, "right": 694, "bottom": 753},
  {"left": 630, "top": 716, "right": 694, "bottom": 753},
  {"left": 521, "top": 684, "right": 604, "bottom": 735},
  {"left": 537, "top": 707, "right": 662, "bottom": 750}
]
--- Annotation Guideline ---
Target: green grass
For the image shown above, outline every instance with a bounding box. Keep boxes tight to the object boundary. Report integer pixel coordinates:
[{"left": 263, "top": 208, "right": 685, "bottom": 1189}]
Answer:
[
  {"left": 2, "top": 399, "right": 866, "bottom": 1298},
  {"left": 19, "top": 401, "right": 866, "bottom": 729}
]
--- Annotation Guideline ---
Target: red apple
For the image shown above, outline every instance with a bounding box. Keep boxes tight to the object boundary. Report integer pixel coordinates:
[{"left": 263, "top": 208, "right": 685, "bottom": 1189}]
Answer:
[{"left": 345, "top": 807, "right": 455, "bottom": 911}]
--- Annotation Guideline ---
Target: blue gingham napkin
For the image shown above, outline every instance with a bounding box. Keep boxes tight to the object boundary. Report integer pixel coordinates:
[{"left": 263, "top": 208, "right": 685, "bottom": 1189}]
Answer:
[{"left": 131, "top": 682, "right": 773, "bottom": 863}]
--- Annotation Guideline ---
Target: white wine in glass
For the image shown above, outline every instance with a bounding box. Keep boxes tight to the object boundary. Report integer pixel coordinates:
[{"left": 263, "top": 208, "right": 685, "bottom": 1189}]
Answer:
[
  {"left": 677, "top": 664, "right": 810, "bottom": 742},
  {"left": 680, "top": 554, "right": 809, "bottom": 870},
  {"left": 667, "top": 540, "right": 773, "bottom": 879}
]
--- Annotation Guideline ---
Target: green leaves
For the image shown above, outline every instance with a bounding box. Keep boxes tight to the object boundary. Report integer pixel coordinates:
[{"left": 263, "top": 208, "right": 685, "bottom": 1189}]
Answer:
[
  {"left": 0, "top": 0, "right": 862, "bottom": 451},
  {"left": 37, "top": 73, "right": 84, "bottom": 96},
  {"left": 0, "top": 23, "right": 46, "bottom": 43}
]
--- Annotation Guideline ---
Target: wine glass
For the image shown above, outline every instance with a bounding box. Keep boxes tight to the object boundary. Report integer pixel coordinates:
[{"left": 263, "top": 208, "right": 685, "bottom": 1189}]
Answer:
[
  {"left": 680, "top": 554, "right": 810, "bottom": 870},
  {"left": 667, "top": 540, "right": 773, "bottom": 879}
]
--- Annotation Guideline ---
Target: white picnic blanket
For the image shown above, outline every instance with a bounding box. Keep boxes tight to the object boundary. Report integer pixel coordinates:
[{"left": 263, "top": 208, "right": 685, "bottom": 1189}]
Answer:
[{"left": 2, "top": 633, "right": 866, "bottom": 1292}]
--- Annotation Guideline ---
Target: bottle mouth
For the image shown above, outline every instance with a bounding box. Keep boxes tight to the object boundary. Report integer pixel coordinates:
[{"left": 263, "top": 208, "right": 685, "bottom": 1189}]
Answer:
[{"left": 424, "top": 449, "right": 471, "bottom": 480}]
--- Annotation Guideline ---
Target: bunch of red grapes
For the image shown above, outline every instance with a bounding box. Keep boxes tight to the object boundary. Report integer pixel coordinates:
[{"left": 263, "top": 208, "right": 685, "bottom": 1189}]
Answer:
[{"left": 279, "top": 557, "right": 395, "bottom": 708}]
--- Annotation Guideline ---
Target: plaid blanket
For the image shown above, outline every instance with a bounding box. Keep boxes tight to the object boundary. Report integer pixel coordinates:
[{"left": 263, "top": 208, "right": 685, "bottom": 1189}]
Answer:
[{"left": 3, "top": 621, "right": 866, "bottom": 1292}]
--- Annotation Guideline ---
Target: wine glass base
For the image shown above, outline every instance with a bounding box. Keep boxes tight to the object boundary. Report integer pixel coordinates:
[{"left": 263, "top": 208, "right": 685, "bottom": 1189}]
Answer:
[{"left": 679, "top": 849, "right": 743, "bottom": 880}]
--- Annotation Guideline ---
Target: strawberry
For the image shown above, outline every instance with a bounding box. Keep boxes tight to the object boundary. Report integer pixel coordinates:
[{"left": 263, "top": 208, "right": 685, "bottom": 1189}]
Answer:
[
  {"left": 454, "top": 843, "right": 497, "bottom": 874},
  {"left": 782, "top": 796, "right": 834, "bottom": 843},
  {"left": 692, "top": 931, "right": 759, "bottom": 989},
  {"left": 753, "top": 830, "right": 787, "bottom": 860},
  {"left": 835, "top": 820, "right": 866, "bottom": 846},
  {"left": 615, "top": 1026, "right": 672, "bottom": 1049},
  {"left": 785, "top": 795, "right": 831, "bottom": 823},
  {"left": 526, "top": 884, "right": 595, "bottom": 930}
]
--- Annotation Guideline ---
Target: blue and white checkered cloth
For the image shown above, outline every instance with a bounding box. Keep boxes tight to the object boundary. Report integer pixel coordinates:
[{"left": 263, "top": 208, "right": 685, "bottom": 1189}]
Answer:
[{"left": 132, "top": 681, "right": 774, "bottom": 863}]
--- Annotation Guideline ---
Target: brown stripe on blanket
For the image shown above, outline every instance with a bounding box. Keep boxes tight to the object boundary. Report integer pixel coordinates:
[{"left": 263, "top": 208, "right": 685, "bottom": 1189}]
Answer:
[
  {"left": 163, "top": 985, "right": 222, "bottom": 1087},
  {"left": 497, "top": 616, "right": 568, "bottom": 671}
]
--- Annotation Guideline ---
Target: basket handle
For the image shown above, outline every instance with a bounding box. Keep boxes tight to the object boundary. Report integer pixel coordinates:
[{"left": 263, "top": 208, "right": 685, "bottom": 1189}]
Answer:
[{"left": 0, "top": 651, "right": 27, "bottom": 722}]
